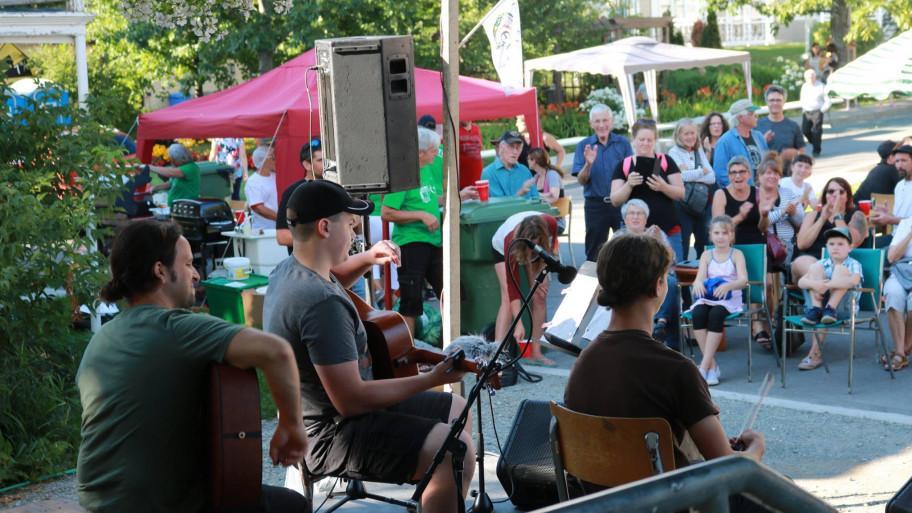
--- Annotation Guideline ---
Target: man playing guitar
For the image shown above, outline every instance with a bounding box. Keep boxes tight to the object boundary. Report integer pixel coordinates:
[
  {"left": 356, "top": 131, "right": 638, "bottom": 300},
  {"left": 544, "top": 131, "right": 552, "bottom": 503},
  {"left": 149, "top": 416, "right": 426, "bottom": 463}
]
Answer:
[
  {"left": 76, "top": 220, "right": 309, "bottom": 513},
  {"left": 264, "top": 180, "right": 474, "bottom": 513}
]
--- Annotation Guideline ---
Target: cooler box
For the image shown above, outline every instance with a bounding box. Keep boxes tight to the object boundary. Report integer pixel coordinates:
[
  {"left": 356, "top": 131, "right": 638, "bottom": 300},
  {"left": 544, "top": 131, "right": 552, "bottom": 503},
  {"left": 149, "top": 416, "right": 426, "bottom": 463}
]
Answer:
[
  {"left": 459, "top": 197, "right": 555, "bottom": 334},
  {"left": 223, "top": 229, "right": 288, "bottom": 276},
  {"left": 203, "top": 274, "right": 269, "bottom": 326}
]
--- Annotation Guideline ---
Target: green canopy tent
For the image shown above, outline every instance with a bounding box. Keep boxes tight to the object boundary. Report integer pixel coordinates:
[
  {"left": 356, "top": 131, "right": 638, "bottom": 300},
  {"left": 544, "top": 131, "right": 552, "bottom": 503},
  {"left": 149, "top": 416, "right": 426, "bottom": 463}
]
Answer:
[{"left": 826, "top": 30, "right": 912, "bottom": 100}]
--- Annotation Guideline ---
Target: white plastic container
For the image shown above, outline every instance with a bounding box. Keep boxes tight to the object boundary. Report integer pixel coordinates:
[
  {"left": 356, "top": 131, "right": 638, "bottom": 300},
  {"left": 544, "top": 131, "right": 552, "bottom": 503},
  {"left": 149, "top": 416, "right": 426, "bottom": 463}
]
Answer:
[{"left": 224, "top": 257, "right": 252, "bottom": 281}]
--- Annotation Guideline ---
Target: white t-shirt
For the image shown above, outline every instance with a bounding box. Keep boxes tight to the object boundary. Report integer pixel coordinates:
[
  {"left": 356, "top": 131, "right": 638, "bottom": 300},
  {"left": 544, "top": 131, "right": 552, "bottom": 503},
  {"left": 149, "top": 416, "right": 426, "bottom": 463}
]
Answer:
[
  {"left": 890, "top": 218, "right": 912, "bottom": 260},
  {"left": 244, "top": 172, "right": 278, "bottom": 230},
  {"left": 893, "top": 179, "right": 912, "bottom": 220},
  {"left": 780, "top": 176, "right": 815, "bottom": 205},
  {"left": 492, "top": 211, "right": 540, "bottom": 256}
]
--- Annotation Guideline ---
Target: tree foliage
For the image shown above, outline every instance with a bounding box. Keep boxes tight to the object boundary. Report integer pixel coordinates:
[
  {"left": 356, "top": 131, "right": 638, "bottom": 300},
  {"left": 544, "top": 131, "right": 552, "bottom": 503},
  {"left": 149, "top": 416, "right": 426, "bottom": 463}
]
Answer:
[
  {"left": 699, "top": 10, "right": 723, "bottom": 48},
  {"left": 0, "top": 86, "right": 130, "bottom": 486}
]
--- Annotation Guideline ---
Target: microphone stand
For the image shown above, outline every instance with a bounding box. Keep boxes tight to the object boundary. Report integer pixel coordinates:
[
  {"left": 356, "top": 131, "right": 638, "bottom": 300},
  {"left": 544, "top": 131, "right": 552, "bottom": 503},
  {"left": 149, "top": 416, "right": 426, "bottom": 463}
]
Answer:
[{"left": 411, "top": 266, "right": 551, "bottom": 513}]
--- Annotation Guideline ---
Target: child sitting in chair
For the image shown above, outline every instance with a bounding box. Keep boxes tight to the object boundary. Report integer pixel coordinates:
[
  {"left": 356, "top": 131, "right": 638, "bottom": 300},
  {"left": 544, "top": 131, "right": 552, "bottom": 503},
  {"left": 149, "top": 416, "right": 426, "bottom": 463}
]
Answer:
[
  {"left": 689, "top": 215, "right": 748, "bottom": 386},
  {"left": 797, "top": 226, "right": 863, "bottom": 370}
]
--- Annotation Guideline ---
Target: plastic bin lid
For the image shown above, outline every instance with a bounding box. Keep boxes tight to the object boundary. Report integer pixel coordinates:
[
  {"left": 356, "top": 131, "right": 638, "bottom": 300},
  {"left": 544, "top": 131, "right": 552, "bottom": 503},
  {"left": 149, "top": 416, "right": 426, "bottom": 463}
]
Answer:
[
  {"left": 202, "top": 274, "right": 269, "bottom": 291},
  {"left": 460, "top": 197, "right": 551, "bottom": 224},
  {"left": 196, "top": 161, "right": 234, "bottom": 174}
]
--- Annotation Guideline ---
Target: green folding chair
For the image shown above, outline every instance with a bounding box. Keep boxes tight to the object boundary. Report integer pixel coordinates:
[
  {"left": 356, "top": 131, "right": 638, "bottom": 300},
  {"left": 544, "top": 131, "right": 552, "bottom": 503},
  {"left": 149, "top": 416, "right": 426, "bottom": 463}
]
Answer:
[
  {"left": 779, "top": 248, "right": 895, "bottom": 393},
  {"left": 679, "top": 244, "right": 774, "bottom": 382}
]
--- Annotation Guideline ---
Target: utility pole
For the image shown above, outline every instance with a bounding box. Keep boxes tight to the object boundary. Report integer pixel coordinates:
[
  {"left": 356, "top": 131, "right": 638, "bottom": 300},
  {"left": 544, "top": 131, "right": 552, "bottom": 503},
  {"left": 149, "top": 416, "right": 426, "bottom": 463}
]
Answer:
[{"left": 441, "top": 0, "right": 461, "bottom": 352}]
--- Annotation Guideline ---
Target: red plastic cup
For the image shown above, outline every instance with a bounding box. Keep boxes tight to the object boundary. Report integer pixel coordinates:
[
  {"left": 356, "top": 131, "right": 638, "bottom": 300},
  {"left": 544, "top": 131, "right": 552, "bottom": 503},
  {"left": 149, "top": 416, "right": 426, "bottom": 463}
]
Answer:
[
  {"left": 234, "top": 210, "right": 246, "bottom": 225},
  {"left": 475, "top": 180, "right": 490, "bottom": 202},
  {"left": 858, "top": 200, "right": 872, "bottom": 216}
]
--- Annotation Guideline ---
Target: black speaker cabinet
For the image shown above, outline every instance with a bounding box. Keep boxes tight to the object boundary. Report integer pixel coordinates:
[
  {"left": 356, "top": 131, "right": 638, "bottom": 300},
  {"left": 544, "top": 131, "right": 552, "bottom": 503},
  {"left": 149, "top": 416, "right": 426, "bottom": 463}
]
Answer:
[{"left": 315, "top": 35, "right": 420, "bottom": 193}]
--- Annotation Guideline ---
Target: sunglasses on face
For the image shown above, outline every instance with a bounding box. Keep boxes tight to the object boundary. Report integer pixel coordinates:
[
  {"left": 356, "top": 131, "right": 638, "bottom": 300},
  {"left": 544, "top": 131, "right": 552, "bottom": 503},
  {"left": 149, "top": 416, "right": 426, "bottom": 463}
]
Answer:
[
  {"left": 729, "top": 169, "right": 749, "bottom": 175},
  {"left": 310, "top": 139, "right": 321, "bottom": 150}
]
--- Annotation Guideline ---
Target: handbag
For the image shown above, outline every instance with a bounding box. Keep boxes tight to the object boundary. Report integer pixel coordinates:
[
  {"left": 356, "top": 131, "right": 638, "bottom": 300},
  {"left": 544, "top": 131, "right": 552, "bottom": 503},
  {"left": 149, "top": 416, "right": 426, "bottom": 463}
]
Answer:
[
  {"left": 766, "top": 231, "right": 787, "bottom": 267},
  {"left": 681, "top": 150, "right": 710, "bottom": 216}
]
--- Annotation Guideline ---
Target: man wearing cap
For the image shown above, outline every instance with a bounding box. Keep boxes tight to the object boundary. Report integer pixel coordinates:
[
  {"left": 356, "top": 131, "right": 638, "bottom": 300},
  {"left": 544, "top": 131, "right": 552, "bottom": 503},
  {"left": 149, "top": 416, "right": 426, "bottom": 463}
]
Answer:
[
  {"left": 871, "top": 145, "right": 912, "bottom": 229},
  {"left": 481, "top": 130, "right": 539, "bottom": 200},
  {"left": 263, "top": 180, "right": 475, "bottom": 513},
  {"left": 712, "top": 99, "right": 769, "bottom": 187},
  {"left": 573, "top": 103, "right": 633, "bottom": 261},
  {"left": 245, "top": 145, "right": 279, "bottom": 230},
  {"left": 381, "top": 126, "right": 447, "bottom": 336},
  {"left": 855, "top": 140, "right": 899, "bottom": 203},
  {"left": 276, "top": 138, "right": 324, "bottom": 250},
  {"left": 757, "top": 85, "right": 805, "bottom": 173}
]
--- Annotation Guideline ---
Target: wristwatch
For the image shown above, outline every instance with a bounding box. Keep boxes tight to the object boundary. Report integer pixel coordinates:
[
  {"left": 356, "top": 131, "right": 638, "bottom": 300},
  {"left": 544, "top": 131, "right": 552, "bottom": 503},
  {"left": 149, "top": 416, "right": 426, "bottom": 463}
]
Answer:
[{"left": 833, "top": 213, "right": 845, "bottom": 222}]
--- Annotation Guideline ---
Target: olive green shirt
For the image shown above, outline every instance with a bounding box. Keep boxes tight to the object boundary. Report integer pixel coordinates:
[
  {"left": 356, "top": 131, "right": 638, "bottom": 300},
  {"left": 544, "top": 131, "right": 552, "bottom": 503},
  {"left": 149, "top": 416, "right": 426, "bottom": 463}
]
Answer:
[{"left": 76, "top": 305, "right": 243, "bottom": 513}]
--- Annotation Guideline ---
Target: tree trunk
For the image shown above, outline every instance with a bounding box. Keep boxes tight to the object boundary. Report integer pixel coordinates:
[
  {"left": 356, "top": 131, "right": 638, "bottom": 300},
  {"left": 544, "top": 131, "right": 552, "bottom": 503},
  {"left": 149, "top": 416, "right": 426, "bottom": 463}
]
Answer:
[
  {"left": 830, "top": 0, "right": 850, "bottom": 64},
  {"left": 257, "top": 0, "right": 276, "bottom": 73}
]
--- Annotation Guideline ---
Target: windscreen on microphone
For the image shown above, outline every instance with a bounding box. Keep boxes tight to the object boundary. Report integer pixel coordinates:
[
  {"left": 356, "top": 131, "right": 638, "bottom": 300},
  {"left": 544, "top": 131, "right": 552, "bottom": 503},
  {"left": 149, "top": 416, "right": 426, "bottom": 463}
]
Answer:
[{"left": 556, "top": 265, "right": 577, "bottom": 284}]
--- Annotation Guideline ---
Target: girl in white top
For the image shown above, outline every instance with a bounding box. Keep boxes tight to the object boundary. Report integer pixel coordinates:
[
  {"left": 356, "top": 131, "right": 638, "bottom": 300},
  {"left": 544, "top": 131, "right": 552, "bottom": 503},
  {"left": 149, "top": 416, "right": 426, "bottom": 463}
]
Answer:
[
  {"left": 779, "top": 154, "right": 818, "bottom": 210},
  {"left": 528, "top": 148, "right": 566, "bottom": 232},
  {"left": 668, "top": 118, "right": 716, "bottom": 259},
  {"left": 689, "top": 215, "right": 748, "bottom": 385}
]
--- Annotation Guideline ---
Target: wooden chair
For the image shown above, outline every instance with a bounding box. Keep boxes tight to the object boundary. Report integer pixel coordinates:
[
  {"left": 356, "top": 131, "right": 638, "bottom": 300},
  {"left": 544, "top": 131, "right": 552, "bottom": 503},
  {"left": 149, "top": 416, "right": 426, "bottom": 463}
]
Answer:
[
  {"left": 549, "top": 402, "right": 675, "bottom": 502},
  {"left": 552, "top": 196, "right": 575, "bottom": 267}
]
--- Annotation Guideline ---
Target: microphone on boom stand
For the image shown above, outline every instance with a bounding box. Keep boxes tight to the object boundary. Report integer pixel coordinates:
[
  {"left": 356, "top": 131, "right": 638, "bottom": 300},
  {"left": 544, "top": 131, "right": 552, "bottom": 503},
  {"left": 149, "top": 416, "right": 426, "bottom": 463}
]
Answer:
[{"left": 518, "top": 240, "right": 577, "bottom": 285}]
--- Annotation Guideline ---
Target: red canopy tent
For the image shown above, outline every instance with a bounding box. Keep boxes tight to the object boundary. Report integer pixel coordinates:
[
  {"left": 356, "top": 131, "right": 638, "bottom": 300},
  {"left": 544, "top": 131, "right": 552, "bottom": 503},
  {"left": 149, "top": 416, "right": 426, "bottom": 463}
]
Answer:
[{"left": 137, "top": 49, "right": 542, "bottom": 197}]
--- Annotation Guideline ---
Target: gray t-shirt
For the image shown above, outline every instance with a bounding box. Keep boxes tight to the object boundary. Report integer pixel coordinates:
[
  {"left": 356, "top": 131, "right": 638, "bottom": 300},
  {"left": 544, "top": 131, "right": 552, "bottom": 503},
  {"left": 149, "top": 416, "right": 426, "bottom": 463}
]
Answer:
[
  {"left": 263, "top": 256, "right": 372, "bottom": 420},
  {"left": 757, "top": 117, "right": 805, "bottom": 153}
]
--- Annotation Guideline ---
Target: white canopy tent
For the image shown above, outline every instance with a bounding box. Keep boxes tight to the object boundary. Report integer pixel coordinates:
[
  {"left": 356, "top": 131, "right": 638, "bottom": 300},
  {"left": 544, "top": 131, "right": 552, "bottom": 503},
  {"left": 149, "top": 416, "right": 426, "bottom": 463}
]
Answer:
[
  {"left": 524, "top": 37, "right": 752, "bottom": 128},
  {"left": 826, "top": 30, "right": 912, "bottom": 101}
]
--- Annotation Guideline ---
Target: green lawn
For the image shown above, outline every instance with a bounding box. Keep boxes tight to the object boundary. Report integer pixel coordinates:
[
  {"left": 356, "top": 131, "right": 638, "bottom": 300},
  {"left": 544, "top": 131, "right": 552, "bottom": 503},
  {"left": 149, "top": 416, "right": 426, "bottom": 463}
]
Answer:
[{"left": 733, "top": 43, "right": 805, "bottom": 68}]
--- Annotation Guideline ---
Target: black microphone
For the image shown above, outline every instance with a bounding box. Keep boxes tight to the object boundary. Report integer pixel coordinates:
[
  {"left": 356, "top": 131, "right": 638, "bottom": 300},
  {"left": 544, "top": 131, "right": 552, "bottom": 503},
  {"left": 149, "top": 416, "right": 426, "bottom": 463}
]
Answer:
[{"left": 520, "top": 240, "right": 577, "bottom": 284}]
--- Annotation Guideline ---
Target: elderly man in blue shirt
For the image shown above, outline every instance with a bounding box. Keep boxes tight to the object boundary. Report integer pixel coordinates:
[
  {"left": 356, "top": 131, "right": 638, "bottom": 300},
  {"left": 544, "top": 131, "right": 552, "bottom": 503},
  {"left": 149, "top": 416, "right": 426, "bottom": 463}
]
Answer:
[
  {"left": 712, "top": 98, "right": 769, "bottom": 187},
  {"left": 482, "top": 131, "right": 539, "bottom": 200},
  {"left": 572, "top": 103, "right": 633, "bottom": 262}
]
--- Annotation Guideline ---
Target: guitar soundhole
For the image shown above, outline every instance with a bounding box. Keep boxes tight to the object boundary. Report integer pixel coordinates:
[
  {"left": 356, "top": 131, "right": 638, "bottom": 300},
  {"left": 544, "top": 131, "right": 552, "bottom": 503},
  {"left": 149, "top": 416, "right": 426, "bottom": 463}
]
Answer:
[{"left": 238, "top": 432, "right": 246, "bottom": 439}]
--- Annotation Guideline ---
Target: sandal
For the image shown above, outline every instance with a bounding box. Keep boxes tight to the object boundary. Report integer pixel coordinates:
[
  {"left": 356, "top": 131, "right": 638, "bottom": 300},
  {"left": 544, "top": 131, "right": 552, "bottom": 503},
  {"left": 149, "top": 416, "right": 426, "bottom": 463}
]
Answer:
[
  {"left": 754, "top": 331, "right": 772, "bottom": 351},
  {"left": 884, "top": 354, "right": 909, "bottom": 372},
  {"left": 798, "top": 356, "right": 823, "bottom": 371},
  {"left": 525, "top": 357, "right": 557, "bottom": 367}
]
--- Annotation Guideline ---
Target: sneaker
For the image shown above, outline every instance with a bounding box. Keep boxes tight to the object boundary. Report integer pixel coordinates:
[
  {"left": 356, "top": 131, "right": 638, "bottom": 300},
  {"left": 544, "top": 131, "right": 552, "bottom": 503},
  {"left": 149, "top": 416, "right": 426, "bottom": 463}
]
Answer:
[
  {"left": 802, "top": 306, "right": 823, "bottom": 325},
  {"left": 706, "top": 367, "right": 720, "bottom": 386},
  {"left": 821, "top": 306, "right": 838, "bottom": 324},
  {"left": 698, "top": 367, "right": 708, "bottom": 382},
  {"left": 712, "top": 365, "right": 721, "bottom": 380}
]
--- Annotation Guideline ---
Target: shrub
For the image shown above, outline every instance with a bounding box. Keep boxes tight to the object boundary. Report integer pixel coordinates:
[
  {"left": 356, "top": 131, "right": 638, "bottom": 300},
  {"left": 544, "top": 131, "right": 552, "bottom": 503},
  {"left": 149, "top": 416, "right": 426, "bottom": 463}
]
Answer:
[
  {"left": 700, "top": 11, "right": 723, "bottom": 49},
  {"left": 0, "top": 85, "right": 130, "bottom": 486},
  {"left": 579, "top": 87, "right": 646, "bottom": 132}
]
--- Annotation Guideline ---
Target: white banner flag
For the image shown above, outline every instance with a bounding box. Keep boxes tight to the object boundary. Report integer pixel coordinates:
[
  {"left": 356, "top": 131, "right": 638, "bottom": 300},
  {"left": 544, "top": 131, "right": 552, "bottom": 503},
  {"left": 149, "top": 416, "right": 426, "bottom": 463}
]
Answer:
[{"left": 482, "top": 0, "right": 524, "bottom": 91}]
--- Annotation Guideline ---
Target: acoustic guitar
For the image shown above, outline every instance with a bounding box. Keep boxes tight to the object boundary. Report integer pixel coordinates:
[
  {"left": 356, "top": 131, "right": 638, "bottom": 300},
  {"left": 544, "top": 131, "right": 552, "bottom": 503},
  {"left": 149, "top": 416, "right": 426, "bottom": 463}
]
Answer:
[
  {"left": 208, "top": 363, "right": 262, "bottom": 512},
  {"left": 346, "top": 290, "right": 499, "bottom": 387}
]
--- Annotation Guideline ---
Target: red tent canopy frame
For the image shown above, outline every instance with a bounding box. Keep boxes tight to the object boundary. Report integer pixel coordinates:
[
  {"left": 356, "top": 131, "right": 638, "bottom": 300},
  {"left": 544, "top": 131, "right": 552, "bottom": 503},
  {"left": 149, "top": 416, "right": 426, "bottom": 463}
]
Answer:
[{"left": 137, "top": 49, "right": 542, "bottom": 197}]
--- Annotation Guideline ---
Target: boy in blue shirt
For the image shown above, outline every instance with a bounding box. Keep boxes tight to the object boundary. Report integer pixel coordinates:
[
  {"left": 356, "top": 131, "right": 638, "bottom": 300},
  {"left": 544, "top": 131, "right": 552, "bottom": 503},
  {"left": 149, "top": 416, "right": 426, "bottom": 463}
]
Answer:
[{"left": 797, "top": 226, "right": 863, "bottom": 370}]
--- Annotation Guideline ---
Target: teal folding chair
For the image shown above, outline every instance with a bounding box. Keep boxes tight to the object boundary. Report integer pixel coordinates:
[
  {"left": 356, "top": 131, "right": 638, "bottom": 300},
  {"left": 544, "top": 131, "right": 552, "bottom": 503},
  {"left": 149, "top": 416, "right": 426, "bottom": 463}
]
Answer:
[
  {"left": 679, "top": 244, "right": 774, "bottom": 382},
  {"left": 780, "top": 248, "right": 895, "bottom": 393}
]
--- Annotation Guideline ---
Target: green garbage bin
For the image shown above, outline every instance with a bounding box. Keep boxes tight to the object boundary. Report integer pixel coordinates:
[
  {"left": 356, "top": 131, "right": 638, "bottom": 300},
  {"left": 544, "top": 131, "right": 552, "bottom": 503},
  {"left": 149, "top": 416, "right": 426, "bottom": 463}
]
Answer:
[
  {"left": 202, "top": 274, "right": 269, "bottom": 326},
  {"left": 459, "top": 197, "right": 555, "bottom": 334},
  {"left": 197, "top": 161, "right": 233, "bottom": 199}
]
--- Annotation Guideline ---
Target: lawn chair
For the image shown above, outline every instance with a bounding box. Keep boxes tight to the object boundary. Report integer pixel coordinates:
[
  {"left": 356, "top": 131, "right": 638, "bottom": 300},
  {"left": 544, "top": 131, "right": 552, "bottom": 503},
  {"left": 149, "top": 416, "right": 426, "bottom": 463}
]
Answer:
[
  {"left": 553, "top": 196, "right": 575, "bottom": 267},
  {"left": 548, "top": 402, "right": 675, "bottom": 502},
  {"left": 679, "top": 244, "right": 775, "bottom": 382},
  {"left": 779, "top": 248, "right": 895, "bottom": 393}
]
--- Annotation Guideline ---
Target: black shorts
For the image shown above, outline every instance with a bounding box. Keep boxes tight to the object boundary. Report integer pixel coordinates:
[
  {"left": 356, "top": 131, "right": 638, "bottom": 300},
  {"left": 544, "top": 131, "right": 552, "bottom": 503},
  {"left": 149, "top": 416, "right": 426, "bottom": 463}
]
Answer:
[
  {"left": 492, "top": 247, "right": 505, "bottom": 264},
  {"left": 303, "top": 391, "right": 453, "bottom": 484},
  {"left": 398, "top": 242, "right": 443, "bottom": 317}
]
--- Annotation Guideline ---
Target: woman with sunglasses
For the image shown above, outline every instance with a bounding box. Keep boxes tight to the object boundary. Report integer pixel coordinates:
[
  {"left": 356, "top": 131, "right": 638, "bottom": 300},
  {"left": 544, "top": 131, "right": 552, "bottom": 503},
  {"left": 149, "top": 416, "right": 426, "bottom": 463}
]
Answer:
[
  {"left": 791, "top": 177, "right": 868, "bottom": 284},
  {"left": 712, "top": 156, "right": 769, "bottom": 346}
]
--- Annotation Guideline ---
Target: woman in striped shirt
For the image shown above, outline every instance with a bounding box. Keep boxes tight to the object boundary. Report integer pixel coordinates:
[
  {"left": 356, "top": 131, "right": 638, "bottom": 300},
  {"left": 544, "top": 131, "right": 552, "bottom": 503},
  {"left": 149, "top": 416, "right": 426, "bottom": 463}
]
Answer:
[{"left": 758, "top": 153, "right": 804, "bottom": 348}]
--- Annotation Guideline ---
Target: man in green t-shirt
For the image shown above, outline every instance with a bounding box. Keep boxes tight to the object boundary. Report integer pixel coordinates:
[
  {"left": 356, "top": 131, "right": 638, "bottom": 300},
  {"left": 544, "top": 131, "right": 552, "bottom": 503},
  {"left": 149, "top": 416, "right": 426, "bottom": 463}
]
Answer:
[
  {"left": 147, "top": 143, "right": 201, "bottom": 207},
  {"left": 76, "top": 220, "right": 308, "bottom": 513},
  {"left": 381, "top": 127, "right": 446, "bottom": 336}
]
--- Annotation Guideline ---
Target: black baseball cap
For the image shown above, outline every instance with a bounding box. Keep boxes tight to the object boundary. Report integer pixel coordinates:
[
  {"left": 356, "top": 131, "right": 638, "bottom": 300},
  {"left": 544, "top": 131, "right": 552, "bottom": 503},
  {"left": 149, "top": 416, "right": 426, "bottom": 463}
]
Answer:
[
  {"left": 498, "top": 130, "right": 524, "bottom": 144},
  {"left": 418, "top": 114, "right": 437, "bottom": 130},
  {"left": 286, "top": 180, "right": 373, "bottom": 226},
  {"left": 824, "top": 226, "right": 852, "bottom": 244},
  {"left": 891, "top": 144, "right": 912, "bottom": 157},
  {"left": 877, "top": 140, "right": 896, "bottom": 160}
]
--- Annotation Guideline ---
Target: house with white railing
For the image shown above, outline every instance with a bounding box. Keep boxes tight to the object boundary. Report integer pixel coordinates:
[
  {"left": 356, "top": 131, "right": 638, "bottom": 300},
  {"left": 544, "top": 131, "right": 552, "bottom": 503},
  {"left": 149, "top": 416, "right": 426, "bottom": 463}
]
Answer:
[{"left": 1, "top": 0, "right": 94, "bottom": 106}]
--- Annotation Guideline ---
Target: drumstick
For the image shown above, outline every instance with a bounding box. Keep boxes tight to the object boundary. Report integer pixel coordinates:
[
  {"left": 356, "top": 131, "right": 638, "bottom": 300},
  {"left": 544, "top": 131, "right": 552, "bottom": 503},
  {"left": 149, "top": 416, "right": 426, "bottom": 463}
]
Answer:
[{"left": 738, "top": 372, "right": 774, "bottom": 435}]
